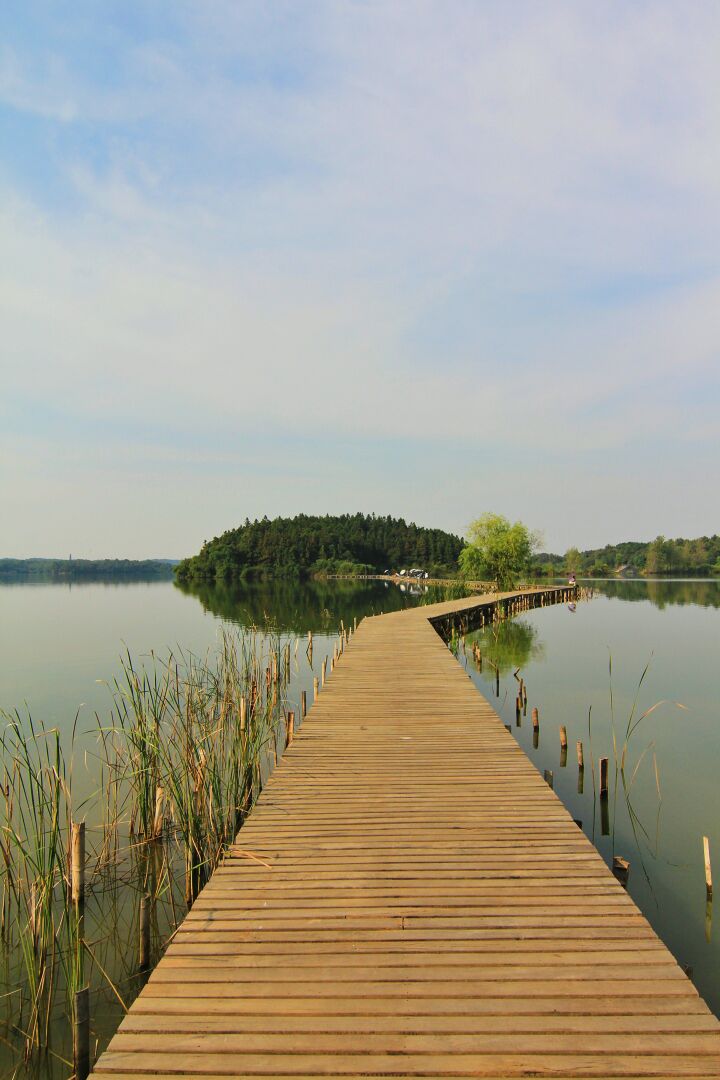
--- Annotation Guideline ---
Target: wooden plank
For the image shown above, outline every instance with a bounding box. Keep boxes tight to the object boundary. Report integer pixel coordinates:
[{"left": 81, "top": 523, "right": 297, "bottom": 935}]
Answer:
[{"left": 92, "top": 1049, "right": 720, "bottom": 1076}]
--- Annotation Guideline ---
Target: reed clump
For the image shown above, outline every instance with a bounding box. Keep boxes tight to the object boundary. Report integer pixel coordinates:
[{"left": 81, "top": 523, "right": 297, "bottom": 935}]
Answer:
[
  {"left": 0, "top": 712, "right": 89, "bottom": 1059},
  {"left": 0, "top": 623, "right": 294, "bottom": 1071},
  {"left": 106, "top": 628, "right": 284, "bottom": 902}
]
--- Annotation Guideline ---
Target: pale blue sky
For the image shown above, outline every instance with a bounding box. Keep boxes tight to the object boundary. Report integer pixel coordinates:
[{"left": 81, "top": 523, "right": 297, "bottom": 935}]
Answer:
[{"left": 2, "top": 2, "right": 719, "bottom": 558}]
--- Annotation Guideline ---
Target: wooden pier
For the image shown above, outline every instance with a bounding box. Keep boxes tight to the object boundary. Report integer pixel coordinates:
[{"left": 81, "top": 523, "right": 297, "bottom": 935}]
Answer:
[{"left": 91, "top": 588, "right": 720, "bottom": 1078}]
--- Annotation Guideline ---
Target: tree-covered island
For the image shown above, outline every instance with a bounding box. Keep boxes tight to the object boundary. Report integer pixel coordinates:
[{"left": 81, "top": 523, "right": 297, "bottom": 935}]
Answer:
[{"left": 175, "top": 513, "right": 465, "bottom": 581}]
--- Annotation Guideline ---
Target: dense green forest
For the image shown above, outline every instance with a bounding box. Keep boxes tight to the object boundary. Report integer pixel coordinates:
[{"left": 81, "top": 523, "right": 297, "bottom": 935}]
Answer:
[
  {"left": 533, "top": 534, "right": 720, "bottom": 577},
  {"left": 0, "top": 559, "right": 176, "bottom": 581},
  {"left": 175, "top": 514, "right": 465, "bottom": 581}
]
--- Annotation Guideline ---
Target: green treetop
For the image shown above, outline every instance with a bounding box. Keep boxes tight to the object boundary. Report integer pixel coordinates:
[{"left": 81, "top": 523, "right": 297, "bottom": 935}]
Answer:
[
  {"left": 564, "top": 547, "right": 581, "bottom": 572},
  {"left": 458, "top": 513, "right": 539, "bottom": 588}
]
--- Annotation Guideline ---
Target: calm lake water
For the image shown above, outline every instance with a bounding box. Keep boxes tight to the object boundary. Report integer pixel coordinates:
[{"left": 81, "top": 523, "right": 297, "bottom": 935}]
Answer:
[{"left": 0, "top": 574, "right": 719, "bottom": 1072}]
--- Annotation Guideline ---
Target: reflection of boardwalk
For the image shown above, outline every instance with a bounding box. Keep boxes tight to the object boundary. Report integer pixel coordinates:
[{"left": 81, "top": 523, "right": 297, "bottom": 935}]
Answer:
[{"left": 92, "top": 590, "right": 720, "bottom": 1078}]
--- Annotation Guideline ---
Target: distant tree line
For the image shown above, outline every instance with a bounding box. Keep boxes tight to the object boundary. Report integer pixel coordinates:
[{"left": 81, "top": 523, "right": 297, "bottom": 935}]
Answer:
[
  {"left": 175, "top": 514, "right": 465, "bottom": 582},
  {"left": 533, "top": 534, "right": 720, "bottom": 577},
  {"left": 0, "top": 559, "right": 176, "bottom": 581}
]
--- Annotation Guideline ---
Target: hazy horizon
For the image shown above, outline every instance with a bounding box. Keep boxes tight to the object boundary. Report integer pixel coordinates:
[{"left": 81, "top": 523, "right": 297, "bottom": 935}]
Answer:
[
  {"left": 3, "top": 3, "right": 719, "bottom": 557},
  {"left": 3, "top": 514, "right": 717, "bottom": 564}
]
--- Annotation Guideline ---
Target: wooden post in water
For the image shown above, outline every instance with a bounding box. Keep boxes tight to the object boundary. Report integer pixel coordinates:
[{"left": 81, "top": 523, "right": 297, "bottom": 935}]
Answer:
[
  {"left": 576, "top": 740, "right": 584, "bottom": 768},
  {"left": 704, "top": 836, "right": 713, "bottom": 899},
  {"left": 139, "top": 893, "right": 151, "bottom": 970},
  {"left": 531, "top": 707, "right": 539, "bottom": 731},
  {"left": 71, "top": 822, "right": 85, "bottom": 906},
  {"left": 286, "top": 711, "right": 295, "bottom": 748},
  {"left": 559, "top": 726, "right": 567, "bottom": 751},
  {"left": 313, "top": 676, "right": 319, "bottom": 701},
  {"left": 74, "top": 985, "right": 90, "bottom": 1080},
  {"left": 321, "top": 658, "right": 327, "bottom": 687},
  {"left": 599, "top": 757, "right": 609, "bottom": 798},
  {"left": 301, "top": 690, "right": 307, "bottom": 719},
  {"left": 612, "top": 856, "right": 630, "bottom": 889},
  {"left": 544, "top": 769, "right": 553, "bottom": 789}
]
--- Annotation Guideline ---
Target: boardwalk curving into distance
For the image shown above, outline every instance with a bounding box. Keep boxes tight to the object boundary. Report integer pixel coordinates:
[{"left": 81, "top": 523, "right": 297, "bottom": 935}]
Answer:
[{"left": 92, "top": 589, "right": 720, "bottom": 1078}]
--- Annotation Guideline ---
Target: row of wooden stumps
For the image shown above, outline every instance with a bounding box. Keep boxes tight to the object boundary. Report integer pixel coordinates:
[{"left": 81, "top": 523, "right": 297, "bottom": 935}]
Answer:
[
  {"left": 299, "top": 619, "right": 356, "bottom": 746},
  {"left": 539, "top": 741, "right": 630, "bottom": 888},
  {"left": 537, "top": 716, "right": 717, "bottom": 944}
]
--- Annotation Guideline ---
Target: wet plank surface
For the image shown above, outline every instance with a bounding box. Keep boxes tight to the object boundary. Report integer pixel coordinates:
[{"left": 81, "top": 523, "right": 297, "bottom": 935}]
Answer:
[{"left": 91, "top": 590, "right": 720, "bottom": 1078}]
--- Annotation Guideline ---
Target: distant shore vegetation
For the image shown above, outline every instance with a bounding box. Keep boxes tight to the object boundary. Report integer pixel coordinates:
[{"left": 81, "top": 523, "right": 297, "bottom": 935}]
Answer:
[
  {"left": 0, "top": 558, "right": 176, "bottom": 582},
  {"left": 534, "top": 534, "right": 720, "bottom": 578},
  {"left": 174, "top": 513, "right": 464, "bottom": 582}
]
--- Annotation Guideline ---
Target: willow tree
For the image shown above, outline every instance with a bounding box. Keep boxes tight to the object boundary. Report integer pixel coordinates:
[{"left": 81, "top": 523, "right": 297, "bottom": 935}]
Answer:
[
  {"left": 564, "top": 546, "right": 581, "bottom": 572},
  {"left": 459, "top": 513, "right": 539, "bottom": 587}
]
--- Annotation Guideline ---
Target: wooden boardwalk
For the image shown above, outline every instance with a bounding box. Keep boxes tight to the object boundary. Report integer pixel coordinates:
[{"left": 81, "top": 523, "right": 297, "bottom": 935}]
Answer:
[{"left": 92, "top": 590, "right": 720, "bottom": 1078}]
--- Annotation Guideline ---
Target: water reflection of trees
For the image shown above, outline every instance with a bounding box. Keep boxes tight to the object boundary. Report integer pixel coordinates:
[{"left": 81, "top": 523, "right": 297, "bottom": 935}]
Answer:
[
  {"left": 589, "top": 579, "right": 720, "bottom": 609},
  {"left": 473, "top": 618, "right": 546, "bottom": 675},
  {"left": 175, "top": 578, "right": 421, "bottom": 633}
]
